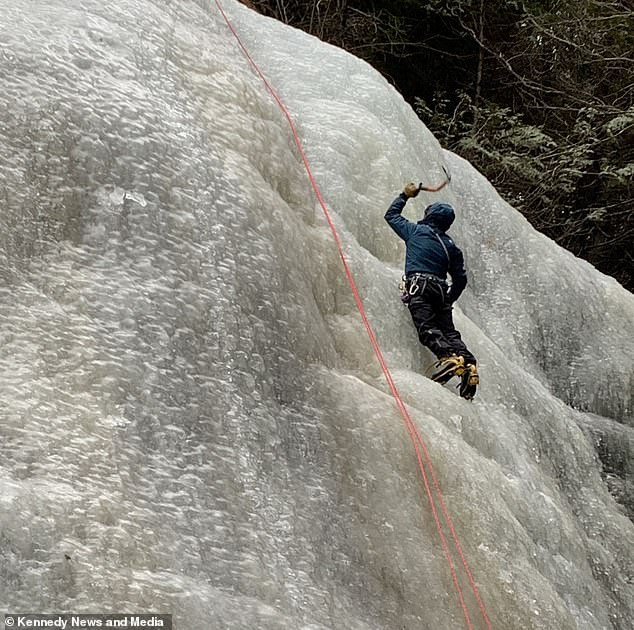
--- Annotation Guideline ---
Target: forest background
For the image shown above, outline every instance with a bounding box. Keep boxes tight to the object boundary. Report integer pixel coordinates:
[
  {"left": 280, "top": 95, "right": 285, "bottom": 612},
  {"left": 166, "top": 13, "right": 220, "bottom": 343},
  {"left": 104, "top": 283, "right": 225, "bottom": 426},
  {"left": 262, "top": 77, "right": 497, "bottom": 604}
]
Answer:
[{"left": 244, "top": 0, "right": 633, "bottom": 292}]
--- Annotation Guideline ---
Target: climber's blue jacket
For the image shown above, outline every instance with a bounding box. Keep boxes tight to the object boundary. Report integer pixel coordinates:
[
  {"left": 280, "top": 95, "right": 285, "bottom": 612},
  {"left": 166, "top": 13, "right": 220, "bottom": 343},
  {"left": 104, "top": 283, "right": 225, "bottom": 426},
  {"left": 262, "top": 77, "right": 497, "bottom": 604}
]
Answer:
[{"left": 384, "top": 194, "right": 467, "bottom": 302}]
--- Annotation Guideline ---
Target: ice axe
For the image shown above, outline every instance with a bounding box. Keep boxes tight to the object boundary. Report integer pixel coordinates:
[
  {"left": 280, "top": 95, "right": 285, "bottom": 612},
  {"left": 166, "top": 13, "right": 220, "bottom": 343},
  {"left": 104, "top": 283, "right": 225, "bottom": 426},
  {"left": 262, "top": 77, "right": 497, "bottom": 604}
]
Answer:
[{"left": 418, "top": 165, "right": 451, "bottom": 193}]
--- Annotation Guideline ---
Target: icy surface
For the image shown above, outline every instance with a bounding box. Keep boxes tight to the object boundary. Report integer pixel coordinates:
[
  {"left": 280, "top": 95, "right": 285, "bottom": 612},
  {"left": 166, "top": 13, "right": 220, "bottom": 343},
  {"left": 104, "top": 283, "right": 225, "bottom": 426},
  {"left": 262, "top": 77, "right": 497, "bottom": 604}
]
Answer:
[{"left": 1, "top": 1, "right": 633, "bottom": 628}]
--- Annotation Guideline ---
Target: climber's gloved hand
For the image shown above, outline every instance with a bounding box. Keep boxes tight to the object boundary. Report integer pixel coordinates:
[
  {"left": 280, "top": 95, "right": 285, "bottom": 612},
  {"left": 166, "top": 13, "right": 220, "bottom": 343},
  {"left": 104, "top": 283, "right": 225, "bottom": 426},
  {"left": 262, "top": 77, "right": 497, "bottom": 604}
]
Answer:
[{"left": 403, "top": 182, "right": 421, "bottom": 198}]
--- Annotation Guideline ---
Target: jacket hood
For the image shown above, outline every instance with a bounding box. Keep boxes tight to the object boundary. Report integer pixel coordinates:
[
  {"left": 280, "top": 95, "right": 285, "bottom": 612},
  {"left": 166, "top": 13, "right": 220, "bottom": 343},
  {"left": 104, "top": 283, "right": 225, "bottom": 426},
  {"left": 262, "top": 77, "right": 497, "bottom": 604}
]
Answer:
[{"left": 418, "top": 202, "right": 455, "bottom": 231}]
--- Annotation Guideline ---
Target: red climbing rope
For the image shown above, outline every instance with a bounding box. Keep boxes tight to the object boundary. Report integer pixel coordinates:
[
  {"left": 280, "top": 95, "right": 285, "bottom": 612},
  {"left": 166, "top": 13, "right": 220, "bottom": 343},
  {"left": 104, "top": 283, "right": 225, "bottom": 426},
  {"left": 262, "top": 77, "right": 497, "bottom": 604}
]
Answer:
[{"left": 212, "top": 2, "right": 493, "bottom": 628}]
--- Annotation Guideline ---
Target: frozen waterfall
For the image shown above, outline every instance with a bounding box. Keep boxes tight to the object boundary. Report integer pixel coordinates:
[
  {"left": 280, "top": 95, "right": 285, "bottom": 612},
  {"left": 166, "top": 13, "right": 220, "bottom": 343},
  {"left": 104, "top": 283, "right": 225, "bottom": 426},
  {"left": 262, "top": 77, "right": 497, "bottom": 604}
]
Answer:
[{"left": 1, "top": 1, "right": 633, "bottom": 629}]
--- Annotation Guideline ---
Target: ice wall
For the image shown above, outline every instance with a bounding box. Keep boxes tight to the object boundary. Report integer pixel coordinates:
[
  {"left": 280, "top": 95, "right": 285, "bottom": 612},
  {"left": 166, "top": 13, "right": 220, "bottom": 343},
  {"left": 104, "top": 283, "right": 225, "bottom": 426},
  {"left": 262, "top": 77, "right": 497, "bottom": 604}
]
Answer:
[{"left": 1, "top": 1, "right": 633, "bottom": 629}]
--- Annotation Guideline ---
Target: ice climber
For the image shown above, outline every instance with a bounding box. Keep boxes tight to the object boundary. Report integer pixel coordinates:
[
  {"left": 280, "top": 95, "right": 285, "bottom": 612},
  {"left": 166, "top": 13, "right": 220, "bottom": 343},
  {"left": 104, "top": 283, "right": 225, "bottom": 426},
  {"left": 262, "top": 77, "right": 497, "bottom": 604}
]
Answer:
[{"left": 384, "top": 183, "right": 479, "bottom": 399}]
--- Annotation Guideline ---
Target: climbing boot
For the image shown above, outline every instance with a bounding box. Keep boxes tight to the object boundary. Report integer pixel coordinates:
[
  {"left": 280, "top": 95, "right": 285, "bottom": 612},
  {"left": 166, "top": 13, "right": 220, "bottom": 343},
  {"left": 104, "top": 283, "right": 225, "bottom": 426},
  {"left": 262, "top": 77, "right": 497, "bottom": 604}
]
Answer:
[
  {"left": 430, "top": 355, "right": 465, "bottom": 384},
  {"left": 459, "top": 363, "right": 479, "bottom": 400}
]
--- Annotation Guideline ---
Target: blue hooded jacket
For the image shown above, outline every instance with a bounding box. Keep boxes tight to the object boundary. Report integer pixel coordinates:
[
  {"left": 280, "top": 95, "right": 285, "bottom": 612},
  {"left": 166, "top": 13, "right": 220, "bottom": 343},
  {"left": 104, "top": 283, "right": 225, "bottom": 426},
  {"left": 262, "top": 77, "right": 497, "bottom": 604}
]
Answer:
[{"left": 384, "top": 195, "right": 467, "bottom": 302}]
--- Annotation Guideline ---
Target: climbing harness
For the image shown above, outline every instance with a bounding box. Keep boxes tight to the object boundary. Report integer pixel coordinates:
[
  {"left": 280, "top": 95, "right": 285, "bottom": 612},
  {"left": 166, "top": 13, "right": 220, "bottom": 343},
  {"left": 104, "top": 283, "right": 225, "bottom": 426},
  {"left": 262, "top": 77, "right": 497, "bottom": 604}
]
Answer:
[
  {"left": 212, "top": 3, "right": 492, "bottom": 629},
  {"left": 400, "top": 273, "right": 448, "bottom": 303}
]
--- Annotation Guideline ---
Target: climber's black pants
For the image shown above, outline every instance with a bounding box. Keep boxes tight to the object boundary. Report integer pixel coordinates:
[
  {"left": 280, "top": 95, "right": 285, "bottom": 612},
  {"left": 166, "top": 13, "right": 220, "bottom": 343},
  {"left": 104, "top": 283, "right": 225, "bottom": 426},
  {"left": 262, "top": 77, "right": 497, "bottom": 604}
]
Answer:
[{"left": 407, "top": 279, "right": 476, "bottom": 365}]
